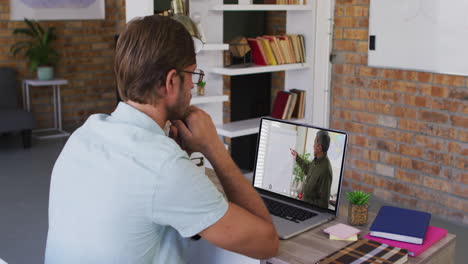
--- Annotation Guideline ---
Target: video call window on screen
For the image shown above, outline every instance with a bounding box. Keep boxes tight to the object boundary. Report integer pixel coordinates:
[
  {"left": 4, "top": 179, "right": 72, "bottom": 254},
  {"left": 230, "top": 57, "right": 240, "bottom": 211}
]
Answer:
[{"left": 254, "top": 120, "right": 347, "bottom": 211}]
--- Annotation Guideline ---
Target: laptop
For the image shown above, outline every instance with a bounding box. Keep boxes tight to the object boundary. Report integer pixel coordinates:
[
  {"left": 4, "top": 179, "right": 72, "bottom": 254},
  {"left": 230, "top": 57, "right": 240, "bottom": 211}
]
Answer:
[{"left": 252, "top": 117, "right": 348, "bottom": 239}]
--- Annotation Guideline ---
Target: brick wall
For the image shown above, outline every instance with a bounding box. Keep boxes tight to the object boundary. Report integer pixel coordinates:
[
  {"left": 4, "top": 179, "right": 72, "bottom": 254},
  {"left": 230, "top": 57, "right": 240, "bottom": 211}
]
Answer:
[
  {"left": 331, "top": 0, "right": 467, "bottom": 224},
  {"left": 0, "top": 0, "right": 126, "bottom": 131}
]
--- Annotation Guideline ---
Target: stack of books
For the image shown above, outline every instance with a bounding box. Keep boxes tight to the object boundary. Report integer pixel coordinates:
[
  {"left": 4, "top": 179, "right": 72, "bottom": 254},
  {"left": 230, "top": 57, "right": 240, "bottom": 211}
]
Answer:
[
  {"left": 316, "top": 239, "right": 408, "bottom": 264},
  {"left": 271, "top": 89, "right": 306, "bottom": 120},
  {"left": 323, "top": 223, "right": 361, "bottom": 241},
  {"left": 247, "top": 34, "right": 305, "bottom": 66},
  {"left": 366, "top": 206, "right": 447, "bottom": 257}
]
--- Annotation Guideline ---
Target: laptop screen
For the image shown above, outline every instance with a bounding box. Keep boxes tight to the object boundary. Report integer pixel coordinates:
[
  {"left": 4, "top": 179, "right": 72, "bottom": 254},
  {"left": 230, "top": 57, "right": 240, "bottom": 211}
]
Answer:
[{"left": 253, "top": 118, "right": 348, "bottom": 213}]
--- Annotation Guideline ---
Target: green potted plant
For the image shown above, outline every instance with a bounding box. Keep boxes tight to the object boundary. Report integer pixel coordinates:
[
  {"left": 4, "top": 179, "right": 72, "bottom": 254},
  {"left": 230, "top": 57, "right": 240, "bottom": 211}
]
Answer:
[
  {"left": 291, "top": 152, "right": 311, "bottom": 199},
  {"left": 346, "top": 190, "right": 371, "bottom": 226},
  {"left": 10, "top": 18, "right": 58, "bottom": 80},
  {"left": 197, "top": 80, "right": 206, "bottom": 96}
]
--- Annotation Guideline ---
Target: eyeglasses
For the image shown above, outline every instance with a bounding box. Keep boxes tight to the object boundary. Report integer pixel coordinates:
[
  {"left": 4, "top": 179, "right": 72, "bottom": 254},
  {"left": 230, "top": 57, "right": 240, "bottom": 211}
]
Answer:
[{"left": 180, "top": 69, "right": 205, "bottom": 85}]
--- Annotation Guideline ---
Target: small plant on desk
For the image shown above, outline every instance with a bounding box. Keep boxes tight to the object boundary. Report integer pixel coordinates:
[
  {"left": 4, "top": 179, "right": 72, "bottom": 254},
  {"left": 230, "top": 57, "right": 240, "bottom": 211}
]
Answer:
[
  {"left": 197, "top": 81, "right": 206, "bottom": 96},
  {"left": 346, "top": 190, "right": 370, "bottom": 226}
]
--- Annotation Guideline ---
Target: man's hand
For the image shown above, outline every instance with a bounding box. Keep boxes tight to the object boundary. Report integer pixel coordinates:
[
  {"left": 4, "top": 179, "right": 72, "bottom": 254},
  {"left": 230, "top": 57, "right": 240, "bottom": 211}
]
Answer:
[
  {"left": 290, "top": 148, "right": 298, "bottom": 158},
  {"left": 170, "top": 106, "right": 223, "bottom": 157}
]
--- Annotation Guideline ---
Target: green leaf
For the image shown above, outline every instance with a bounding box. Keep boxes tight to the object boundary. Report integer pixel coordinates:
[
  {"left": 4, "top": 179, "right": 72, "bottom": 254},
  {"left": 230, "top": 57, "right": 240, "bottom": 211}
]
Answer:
[
  {"left": 12, "top": 28, "right": 35, "bottom": 37},
  {"left": 10, "top": 41, "right": 32, "bottom": 56},
  {"left": 24, "top": 18, "right": 40, "bottom": 39}
]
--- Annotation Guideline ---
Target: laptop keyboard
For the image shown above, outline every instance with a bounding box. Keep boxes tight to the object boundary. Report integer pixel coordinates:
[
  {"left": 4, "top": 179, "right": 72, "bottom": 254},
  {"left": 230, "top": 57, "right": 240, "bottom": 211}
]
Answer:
[{"left": 262, "top": 197, "right": 317, "bottom": 223}]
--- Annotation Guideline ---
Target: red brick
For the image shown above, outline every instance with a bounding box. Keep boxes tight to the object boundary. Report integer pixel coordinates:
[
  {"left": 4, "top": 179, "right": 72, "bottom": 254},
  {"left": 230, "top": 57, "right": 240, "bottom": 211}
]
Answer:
[
  {"left": 368, "top": 79, "right": 390, "bottom": 90},
  {"left": 390, "top": 81, "right": 418, "bottom": 93},
  {"left": 345, "top": 53, "right": 368, "bottom": 64},
  {"left": 393, "top": 106, "right": 418, "bottom": 119},
  {"left": 386, "top": 131, "right": 414, "bottom": 144},
  {"left": 366, "top": 102, "right": 392, "bottom": 114},
  {"left": 366, "top": 126, "right": 385, "bottom": 138},
  {"left": 353, "top": 112, "right": 377, "bottom": 124},
  {"left": 383, "top": 153, "right": 412, "bottom": 169},
  {"left": 334, "top": 28, "right": 343, "bottom": 39},
  {"left": 335, "top": 6, "right": 345, "bottom": 16},
  {"left": 423, "top": 177, "right": 450, "bottom": 192},
  {"left": 344, "top": 6, "right": 369, "bottom": 17},
  {"left": 398, "top": 145, "right": 425, "bottom": 158},
  {"left": 433, "top": 74, "right": 465, "bottom": 87},
  {"left": 382, "top": 70, "right": 404, "bottom": 79},
  {"left": 344, "top": 121, "right": 365, "bottom": 133},
  {"left": 447, "top": 142, "right": 462, "bottom": 154},
  {"left": 362, "top": 150, "right": 381, "bottom": 162},
  {"left": 335, "top": 17, "right": 363, "bottom": 28},
  {"left": 358, "top": 66, "right": 380, "bottom": 77},
  {"left": 350, "top": 135, "right": 369, "bottom": 147},
  {"left": 376, "top": 140, "right": 396, "bottom": 152},
  {"left": 333, "top": 64, "right": 355, "bottom": 75},
  {"left": 425, "top": 151, "right": 453, "bottom": 167},
  {"left": 421, "top": 85, "right": 450, "bottom": 98},
  {"left": 403, "top": 71, "right": 433, "bottom": 83},
  {"left": 335, "top": 40, "right": 358, "bottom": 51},
  {"left": 391, "top": 194, "right": 418, "bottom": 209},
  {"left": 454, "top": 157, "right": 467, "bottom": 170},
  {"left": 449, "top": 88, "right": 468, "bottom": 100},
  {"left": 333, "top": 86, "right": 352, "bottom": 97},
  {"left": 420, "top": 111, "right": 449, "bottom": 124},
  {"left": 395, "top": 169, "right": 421, "bottom": 184},
  {"left": 412, "top": 160, "right": 441, "bottom": 176},
  {"left": 452, "top": 184, "right": 468, "bottom": 198},
  {"left": 342, "top": 99, "right": 366, "bottom": 111},
  {"left": 430, "top": 98, "right": 460, "bottom": 112},
  {"left": 451, "top": 115, "right": 468, "bottom": 128},
  {"left": 357, "top": 41, "right": 369, "bottom": 52},
  {"left": 403, "top": 95, "right": 429, "bottom": 107},
  {"left": 373, "top": 188, "right": 392, "bottom": 201},
  {"left": 352, "top": 159, "right": 374, "bottom": 171}
]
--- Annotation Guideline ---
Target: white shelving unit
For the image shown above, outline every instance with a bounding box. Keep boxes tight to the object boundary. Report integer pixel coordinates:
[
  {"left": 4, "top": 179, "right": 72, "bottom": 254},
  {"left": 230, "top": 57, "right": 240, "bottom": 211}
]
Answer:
[
  {"left": 210, "top": 63, "right": 309, "bottom": 76},
  {"left": 216, "top": 117, "right": 307, "bottom": 138},
  {"left": 201, "top": 43, "right": 229, "bottom": 51},
  {"left": 212, "top": 4, "right": 313, "bottom": 11},
  {"left": 191, "top": 91, "right": 228, "bottom": 105}
]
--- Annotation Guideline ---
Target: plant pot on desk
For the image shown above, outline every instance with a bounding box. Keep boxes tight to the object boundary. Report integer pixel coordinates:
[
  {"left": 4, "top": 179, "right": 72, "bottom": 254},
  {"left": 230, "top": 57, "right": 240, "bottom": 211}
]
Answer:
[
  {"left": 37, "top": 66, "right": 54, "bottom": 80},
  {"left": 348, "top": 203, "right": 368, "bottom": 226}
]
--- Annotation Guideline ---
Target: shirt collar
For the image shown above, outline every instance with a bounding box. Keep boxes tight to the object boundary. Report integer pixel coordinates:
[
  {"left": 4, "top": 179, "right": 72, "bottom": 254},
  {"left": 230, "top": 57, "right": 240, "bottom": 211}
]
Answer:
[
  {"left": 314, "top": 154, "right": 328, "bottom": 163},
  {"left": 110, "top": 102, "right": 165, "bottom": 135}
]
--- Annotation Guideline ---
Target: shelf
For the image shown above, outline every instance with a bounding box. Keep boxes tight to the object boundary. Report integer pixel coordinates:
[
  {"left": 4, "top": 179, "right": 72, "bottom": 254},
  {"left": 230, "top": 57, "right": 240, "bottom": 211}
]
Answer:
[
  {"left": 212, "top": 5, "right": 313, "bottom": 11},
  {"left": 190, "top": 92, "right": 229, "bottom": 105},
  {"left": 216, "top": 117, "right": 307, "bottom": 138},
  {"left": 201, "top": 43, "right": 229, "bottom": 51},
  {"left": 210, "top": 63, "right": 309, "bottom": 76}
]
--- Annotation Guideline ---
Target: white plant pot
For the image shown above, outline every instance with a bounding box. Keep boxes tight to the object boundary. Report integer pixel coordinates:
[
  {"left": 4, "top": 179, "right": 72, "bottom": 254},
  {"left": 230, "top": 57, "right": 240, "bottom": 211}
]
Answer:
[{"left": 37, "top": 66, "right": 54, "bottom": 80}]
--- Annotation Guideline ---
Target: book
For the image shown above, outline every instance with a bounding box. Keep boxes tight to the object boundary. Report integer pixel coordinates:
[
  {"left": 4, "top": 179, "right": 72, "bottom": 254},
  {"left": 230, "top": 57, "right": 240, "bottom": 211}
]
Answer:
[
  {"left": 285, "top": 92, "right": 297, "bottom": 119},
  {"left": 259, "top": 37, "right": 277, "bottom": 65},
  {"left": 247, "top": 38, "right": 268, "bottom": 66},
  {"left": 370, "top": 206, "right": 431, "bottom": 245},
  {"left": 316, "top": 239, "right": 408, "bottom": 264},
  {"left": 330, "top": 234, "right": 358, "bottom": 241},
  {"left": 271, "top": 91, "right": 290, "bottom": 119},
  {"left": 290, "top": 89, "right": 305, "bottom": 118},
  {"left": 323, "top": 223, "right": 361, "bottom": 239},
  {"left": 281, "top": 92, "right": 293, "bottom": 119},
  {"left": 365, "top": 226, "right": 448, "bottom": 257}
]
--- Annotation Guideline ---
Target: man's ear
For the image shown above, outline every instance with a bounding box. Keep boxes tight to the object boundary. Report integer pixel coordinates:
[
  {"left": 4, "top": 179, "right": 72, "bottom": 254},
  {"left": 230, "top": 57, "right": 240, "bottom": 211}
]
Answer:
[{"left": 164, "top": 69, "right": 179, "bottom": 96}]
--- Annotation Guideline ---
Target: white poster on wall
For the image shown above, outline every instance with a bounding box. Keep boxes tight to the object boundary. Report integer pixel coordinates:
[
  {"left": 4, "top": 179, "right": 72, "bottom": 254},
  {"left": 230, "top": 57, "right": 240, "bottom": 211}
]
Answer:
[{"left": 10, "top": 0, "right": 105, "bottom": 20}]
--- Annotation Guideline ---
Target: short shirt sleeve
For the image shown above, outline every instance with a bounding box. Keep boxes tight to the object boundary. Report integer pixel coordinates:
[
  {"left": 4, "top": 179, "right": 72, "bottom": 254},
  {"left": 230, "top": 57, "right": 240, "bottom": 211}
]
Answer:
[{"left": 152, "top": 152, "right": 228, "bottom": 238}]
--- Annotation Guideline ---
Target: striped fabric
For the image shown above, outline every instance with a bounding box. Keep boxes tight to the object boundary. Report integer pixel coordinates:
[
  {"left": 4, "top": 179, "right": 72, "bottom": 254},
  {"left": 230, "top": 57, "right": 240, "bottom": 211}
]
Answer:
[{"left": 317, "top": 239, "right": 408, "bottom": 264}]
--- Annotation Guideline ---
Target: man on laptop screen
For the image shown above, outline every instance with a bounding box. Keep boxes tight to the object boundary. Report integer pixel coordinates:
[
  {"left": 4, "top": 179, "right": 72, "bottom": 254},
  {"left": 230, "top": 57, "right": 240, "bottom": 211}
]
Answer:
[{"left": 253, "top": 118, "right": 347, "bottom": 238}]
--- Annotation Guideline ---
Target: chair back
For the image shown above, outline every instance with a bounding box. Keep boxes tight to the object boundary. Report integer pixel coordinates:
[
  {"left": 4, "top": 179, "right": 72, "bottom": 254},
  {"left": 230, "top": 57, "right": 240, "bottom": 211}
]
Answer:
[{"left": 0, "top": 67, "right": 18, "bottom": 108}]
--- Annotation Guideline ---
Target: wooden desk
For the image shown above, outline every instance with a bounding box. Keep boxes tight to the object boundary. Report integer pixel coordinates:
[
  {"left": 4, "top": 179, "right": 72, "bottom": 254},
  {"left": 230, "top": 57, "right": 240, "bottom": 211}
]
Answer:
[{"left": 205, "top": 169, "right": 456, "bottom": 264}]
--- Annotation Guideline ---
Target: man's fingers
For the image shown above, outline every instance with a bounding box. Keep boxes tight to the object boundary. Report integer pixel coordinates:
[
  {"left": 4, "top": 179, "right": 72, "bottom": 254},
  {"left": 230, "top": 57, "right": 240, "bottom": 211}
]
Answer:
[{"left": 172, "top": 120, "right": 192, "bottom": 139}]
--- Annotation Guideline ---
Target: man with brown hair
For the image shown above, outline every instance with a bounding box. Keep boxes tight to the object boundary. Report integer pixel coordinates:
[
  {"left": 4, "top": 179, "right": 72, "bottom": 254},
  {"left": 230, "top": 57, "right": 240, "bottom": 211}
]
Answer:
[{"left": 45, "top": 15, "right": 278, "bottom": 264}]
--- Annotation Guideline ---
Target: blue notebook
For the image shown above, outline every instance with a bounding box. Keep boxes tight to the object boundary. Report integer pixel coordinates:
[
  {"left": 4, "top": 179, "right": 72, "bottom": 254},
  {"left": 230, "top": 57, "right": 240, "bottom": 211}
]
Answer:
[{"left": 370, "top": 206, "right": 431, "bottom": 245}]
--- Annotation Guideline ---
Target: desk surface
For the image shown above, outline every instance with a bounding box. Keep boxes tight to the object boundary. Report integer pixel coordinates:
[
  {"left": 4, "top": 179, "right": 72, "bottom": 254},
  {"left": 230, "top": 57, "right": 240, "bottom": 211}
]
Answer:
[{"left": 205, "top": 169, "right": 456, "bottom": 264}]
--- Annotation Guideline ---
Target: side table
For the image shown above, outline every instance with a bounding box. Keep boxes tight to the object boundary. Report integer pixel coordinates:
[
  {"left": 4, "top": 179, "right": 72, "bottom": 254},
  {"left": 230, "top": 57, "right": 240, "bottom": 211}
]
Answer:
[{"left": 22, "top": 79, "right": 70, "bottom": 139}]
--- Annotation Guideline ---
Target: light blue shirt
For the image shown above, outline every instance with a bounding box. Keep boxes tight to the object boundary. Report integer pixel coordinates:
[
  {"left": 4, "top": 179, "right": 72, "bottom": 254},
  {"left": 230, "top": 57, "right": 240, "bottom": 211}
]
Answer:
[{"left": 45, "top": 102, "right": 228, "bottom": 264}]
